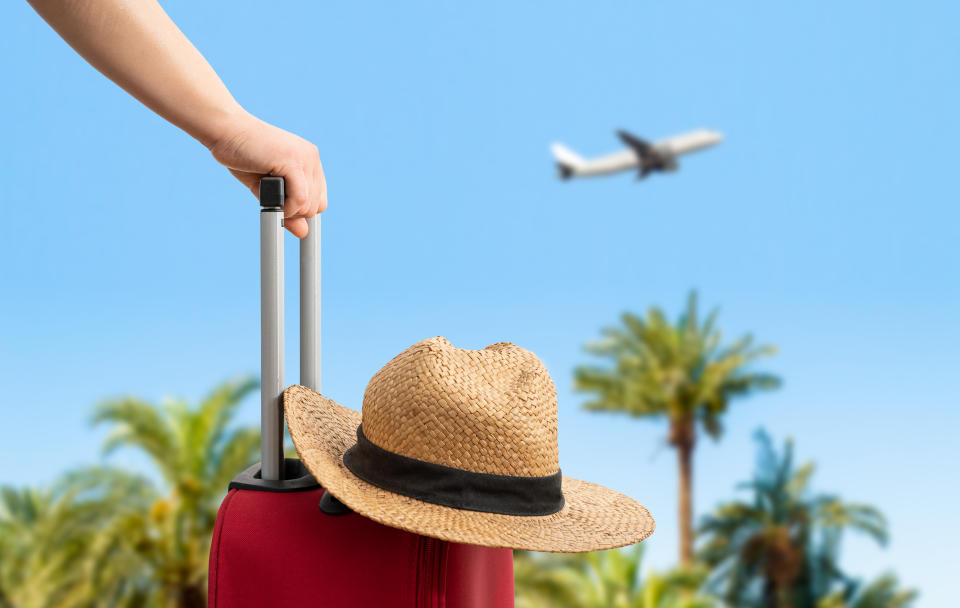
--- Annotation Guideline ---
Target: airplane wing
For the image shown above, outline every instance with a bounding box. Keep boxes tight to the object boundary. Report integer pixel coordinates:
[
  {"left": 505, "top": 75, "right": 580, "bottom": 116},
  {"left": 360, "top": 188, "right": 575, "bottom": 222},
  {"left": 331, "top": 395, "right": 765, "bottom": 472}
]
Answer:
[
  {"left": 616, "top": 130, "right": 652, "bottom": 156},
  {"left": 656, "top": 130, "right": 724, "bottom": 155}
]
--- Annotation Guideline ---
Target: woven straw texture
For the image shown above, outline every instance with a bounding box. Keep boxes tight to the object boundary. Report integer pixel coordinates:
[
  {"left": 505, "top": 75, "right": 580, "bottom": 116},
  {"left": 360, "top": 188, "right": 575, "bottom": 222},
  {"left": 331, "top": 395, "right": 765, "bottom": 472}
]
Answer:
[{"left": 284, "top": 336, "right": 655, "bottom": 553}]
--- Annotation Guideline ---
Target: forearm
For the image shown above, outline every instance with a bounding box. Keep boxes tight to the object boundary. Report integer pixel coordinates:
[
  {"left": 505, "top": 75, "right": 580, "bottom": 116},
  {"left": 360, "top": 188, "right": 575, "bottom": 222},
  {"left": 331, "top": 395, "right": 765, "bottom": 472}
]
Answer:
[
  {"left": 28, "top": 0, "right": 244, "bottom": 147},
  {"left": 30, "top": 0, "right": 327, "bottom": 236}
]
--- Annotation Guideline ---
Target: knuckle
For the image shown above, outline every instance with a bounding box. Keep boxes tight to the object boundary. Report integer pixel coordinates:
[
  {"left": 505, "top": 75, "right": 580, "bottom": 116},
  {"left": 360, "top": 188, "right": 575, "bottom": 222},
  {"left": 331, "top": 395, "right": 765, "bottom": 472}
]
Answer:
[{"left": 287, "top": 197, "right": 308, "bottom": 216}]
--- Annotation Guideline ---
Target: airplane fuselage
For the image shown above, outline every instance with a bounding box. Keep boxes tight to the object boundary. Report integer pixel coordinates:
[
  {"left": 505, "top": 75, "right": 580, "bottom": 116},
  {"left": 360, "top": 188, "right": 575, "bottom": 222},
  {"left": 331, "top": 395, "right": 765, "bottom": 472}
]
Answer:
[{"left": 552, "top": 129, "right": 723, "bottom": 180}]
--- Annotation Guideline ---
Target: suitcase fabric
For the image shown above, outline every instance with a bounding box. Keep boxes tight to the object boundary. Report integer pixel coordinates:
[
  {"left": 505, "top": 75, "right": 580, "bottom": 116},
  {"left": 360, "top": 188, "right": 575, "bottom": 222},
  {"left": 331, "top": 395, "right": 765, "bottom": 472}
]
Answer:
[
  {"left": 207, "top": 178, "right": 515, "bottom": 607},
  {"left": 208, "top": 487, "right": 514, "bottom": 607}
]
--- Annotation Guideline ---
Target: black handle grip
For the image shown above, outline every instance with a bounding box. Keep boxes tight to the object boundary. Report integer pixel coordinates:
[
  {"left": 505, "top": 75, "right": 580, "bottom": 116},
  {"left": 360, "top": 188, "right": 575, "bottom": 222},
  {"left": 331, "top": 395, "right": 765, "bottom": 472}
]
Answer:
[{"left": 259, "top": 177, "right": 285, "bottom": 208}]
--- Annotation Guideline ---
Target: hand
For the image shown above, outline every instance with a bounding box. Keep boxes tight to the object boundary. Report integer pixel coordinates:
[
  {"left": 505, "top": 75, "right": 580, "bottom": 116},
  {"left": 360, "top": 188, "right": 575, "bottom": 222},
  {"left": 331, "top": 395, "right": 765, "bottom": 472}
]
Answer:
[{"left": 209, "top": 112, "right": 327, "bottom": 237}]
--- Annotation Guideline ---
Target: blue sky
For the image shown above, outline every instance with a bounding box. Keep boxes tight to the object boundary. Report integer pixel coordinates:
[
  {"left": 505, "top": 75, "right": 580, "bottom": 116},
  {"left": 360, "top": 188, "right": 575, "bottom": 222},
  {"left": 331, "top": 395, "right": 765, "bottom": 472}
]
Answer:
[{"left": 1, "top": 0, "right": 957, "bottom": 604}]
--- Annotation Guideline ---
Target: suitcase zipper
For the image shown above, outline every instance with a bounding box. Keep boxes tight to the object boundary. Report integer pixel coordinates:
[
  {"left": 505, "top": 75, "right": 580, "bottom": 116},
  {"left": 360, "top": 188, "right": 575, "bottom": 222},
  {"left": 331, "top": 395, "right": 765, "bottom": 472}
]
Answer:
[{"left": 417, "top": 537, "right": 446, "bottom": 608}]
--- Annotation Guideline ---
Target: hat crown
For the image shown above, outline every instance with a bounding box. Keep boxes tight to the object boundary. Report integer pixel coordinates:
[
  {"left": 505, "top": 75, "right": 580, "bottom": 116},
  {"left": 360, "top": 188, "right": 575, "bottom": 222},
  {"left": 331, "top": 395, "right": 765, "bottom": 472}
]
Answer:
[{"left": 360, "top": 336, "right": 560, "bottom": 477}]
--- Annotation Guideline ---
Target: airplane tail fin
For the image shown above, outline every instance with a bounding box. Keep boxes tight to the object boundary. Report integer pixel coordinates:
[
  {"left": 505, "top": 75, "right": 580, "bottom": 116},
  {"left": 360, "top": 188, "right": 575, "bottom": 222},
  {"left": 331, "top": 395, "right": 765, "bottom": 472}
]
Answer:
[{"left": 550, "top": 143, "right": 585, "bottom": 179}]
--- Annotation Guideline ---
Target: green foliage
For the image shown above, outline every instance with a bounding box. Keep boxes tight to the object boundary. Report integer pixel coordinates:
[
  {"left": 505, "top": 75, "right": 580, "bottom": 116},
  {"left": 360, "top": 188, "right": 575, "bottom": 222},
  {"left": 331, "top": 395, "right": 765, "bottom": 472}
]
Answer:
[
  {"left": 818, "top": 574, "right": 918, "bottom": 608},
  {"left": 574, "top": 291, "right": 780, "bottom": 439},
  {"left": 515, "top": 546, "right": 725, "bottom": 608},
  {"left": 0, "top": 469, "right": 157, "bottom": 608},
  {"left": 697, "top": 430, "right": 914, "bottom": 608},
  {"left": 0, "top": 377, "right": 259, "bottom": 608},
  {"left": 93, "top": 375, "right": 260, "bottom": 508}
]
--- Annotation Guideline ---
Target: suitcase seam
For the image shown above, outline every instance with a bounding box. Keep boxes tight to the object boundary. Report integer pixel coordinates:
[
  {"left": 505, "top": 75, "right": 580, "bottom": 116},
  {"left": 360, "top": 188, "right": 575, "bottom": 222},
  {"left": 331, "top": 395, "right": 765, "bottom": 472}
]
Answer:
[{"left": 436, "top": 541, "right": 448, "bottom": 608}]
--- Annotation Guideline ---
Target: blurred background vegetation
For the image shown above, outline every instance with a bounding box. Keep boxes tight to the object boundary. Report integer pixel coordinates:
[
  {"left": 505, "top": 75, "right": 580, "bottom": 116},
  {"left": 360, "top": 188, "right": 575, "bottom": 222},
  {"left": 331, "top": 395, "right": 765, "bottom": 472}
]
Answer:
[{"left": 0, "top": 294, "right": 916, "bottom": 607}]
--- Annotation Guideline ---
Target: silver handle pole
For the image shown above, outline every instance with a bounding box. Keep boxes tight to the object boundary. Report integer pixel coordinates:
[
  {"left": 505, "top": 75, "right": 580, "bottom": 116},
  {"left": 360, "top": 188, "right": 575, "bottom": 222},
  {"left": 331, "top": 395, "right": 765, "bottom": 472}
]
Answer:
[
  {"left": 300, "top": 215, "right": 320, "bottom": 392},
  {"left": 259, "top": 178, "right": 285, "bottom": 481}
]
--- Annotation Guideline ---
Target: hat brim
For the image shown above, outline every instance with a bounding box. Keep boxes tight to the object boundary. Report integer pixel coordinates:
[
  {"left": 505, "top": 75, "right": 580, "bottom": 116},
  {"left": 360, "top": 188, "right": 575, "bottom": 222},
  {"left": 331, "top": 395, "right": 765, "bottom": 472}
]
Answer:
[{"left": 284, "top": 385, "right": 655, "bottom": 553}]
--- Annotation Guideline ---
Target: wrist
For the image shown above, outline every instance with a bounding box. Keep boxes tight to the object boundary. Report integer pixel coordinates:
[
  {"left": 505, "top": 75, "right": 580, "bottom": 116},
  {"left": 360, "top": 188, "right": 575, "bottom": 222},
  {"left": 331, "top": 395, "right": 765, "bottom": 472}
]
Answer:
[{"left": 197, "top": 104, "right": 255, "bottom": 151}]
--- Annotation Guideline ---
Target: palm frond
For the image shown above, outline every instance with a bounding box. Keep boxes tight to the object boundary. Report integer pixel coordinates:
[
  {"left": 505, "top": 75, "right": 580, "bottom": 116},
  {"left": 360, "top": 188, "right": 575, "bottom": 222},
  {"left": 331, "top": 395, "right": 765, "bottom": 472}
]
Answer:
[{"left": 93, "top": 397, "right": 178, "bottom": 481}]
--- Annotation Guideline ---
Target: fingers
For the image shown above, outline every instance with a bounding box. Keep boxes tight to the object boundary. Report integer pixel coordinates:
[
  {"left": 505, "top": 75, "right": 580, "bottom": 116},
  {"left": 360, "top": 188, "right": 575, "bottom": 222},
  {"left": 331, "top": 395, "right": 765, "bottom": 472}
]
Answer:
[
  {"left": 282, "top": 166, "right": 311, "bottom": 223},
  {"left": 279, "top": 146, "right": 326, "bottom": 238},
  {"left": 313, "top": 152, "right": 328, "bottom": 214},
  {"left": 285, "top": 217, "right": 309, "bottom": 238}
]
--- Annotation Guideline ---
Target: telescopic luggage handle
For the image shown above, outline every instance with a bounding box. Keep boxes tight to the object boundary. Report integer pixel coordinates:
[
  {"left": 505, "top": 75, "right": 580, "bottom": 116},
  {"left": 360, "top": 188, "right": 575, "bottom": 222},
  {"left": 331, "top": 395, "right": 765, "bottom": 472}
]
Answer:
[{"left": 259, "top": 176, "right": 320, "bottom": 481}]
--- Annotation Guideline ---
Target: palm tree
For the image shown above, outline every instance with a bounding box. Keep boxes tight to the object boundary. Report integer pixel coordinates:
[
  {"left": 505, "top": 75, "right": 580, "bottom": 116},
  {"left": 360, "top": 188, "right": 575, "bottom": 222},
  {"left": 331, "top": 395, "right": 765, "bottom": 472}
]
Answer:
[
  {"left": 0, "top": 377, "right": 258, "bottom": 608},
  {"left": 698, "top": 430, "right": 896, "bottom": 608},
  {"left": 515, "top": 546, "right": 724, "bottom": 608},
  {"left": 89, "top": 376, "right": 260, "bottom": 607},
  {"left": 574, "top": 291, "right": 780, "bottom": 564},
  {"left": 0, "top": 469, "right": 157, "bottom": 608}
]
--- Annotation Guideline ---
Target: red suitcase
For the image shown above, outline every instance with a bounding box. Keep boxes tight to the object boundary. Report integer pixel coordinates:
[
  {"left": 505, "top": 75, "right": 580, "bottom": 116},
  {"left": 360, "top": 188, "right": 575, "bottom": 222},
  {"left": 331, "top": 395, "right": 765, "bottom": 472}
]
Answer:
[{"left": 207, "top": 177, "right": 514, "bottom": 607}]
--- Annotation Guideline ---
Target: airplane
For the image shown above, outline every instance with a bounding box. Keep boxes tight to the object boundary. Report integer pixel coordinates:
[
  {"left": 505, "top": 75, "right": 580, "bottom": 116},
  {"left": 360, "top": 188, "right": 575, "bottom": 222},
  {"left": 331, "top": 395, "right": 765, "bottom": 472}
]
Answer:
[{"left": 551, "top": 129, "right": 723, "bottom": 180}]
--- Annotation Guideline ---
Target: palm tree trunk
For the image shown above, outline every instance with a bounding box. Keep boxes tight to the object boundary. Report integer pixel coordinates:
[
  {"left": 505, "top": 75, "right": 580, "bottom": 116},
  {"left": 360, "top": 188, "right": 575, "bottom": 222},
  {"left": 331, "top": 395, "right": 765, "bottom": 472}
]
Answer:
[
  {"left": 773, "top": 581, "right": 792, "bottom": 608},
  {"left": 671, "top": 416, "right": 695, "bottom": 566},
  {"left": 677, "top": 440, "right": 694, "bottom": 565},
  {"left": 179, "top": 584, "right": 206, "bottom": 608},
  {"left": 763, "top": 578, "right": 778, "bottom": 608}
]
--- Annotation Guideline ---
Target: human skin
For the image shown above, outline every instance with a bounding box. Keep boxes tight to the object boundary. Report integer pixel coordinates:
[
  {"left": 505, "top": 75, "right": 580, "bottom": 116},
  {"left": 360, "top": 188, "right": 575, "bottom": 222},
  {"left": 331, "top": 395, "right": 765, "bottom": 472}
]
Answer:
[{"left": 27, "top": 0, "right": 326, "bottom": 237}]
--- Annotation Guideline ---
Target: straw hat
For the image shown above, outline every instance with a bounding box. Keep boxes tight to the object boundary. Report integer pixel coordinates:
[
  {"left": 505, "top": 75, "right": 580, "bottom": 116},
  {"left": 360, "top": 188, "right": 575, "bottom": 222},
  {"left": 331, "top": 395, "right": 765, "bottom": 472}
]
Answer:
[{"left": 284, "top": 336, "right": 655, "bottom": 552}]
